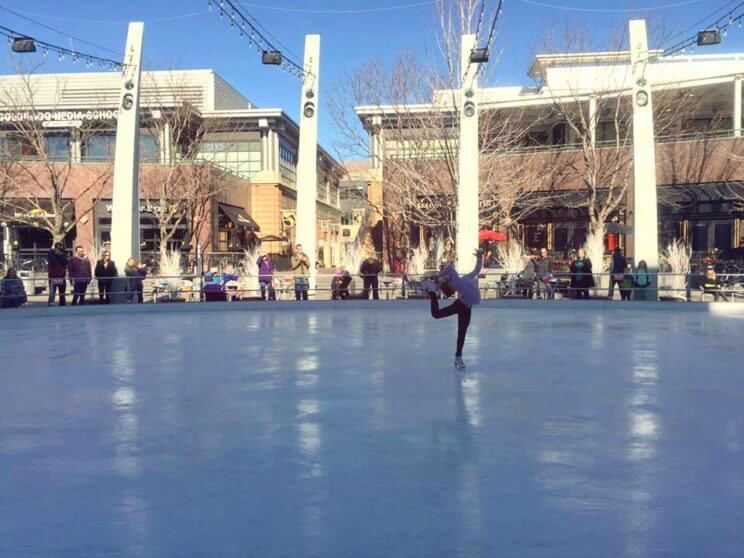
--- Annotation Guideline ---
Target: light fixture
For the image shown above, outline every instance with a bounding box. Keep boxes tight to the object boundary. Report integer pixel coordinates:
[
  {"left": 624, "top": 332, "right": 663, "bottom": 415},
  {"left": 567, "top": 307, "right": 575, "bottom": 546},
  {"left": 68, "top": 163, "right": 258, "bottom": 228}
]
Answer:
[
  {"left": 463, "top": 101, "right": 476, "bottom": 117},
  {"left": 262, "top": 50, "right": 282, "bottom": 65},
  {"left": 697, "top": 29, "right": 721, "bottom": 46},
  {"left": 636, "top": 90, "right": 649, "bottom": 107},
  {"left": 469, "top": 47, "right": 489, "bottom": 64},
  {"left": 11, "top": 37, "right": 36, "bottom": 53},
  {"left": 303, "top": 102, "right": 315, "bottom": 118}
]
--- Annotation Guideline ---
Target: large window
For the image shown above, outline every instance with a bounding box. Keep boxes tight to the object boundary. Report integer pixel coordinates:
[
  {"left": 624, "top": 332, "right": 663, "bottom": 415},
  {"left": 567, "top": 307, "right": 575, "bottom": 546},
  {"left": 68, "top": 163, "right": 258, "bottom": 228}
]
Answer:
[
  {"left": 279, "top": 139, "right": 297, "bottom": 185},
  {"left": 45, "top": 134, "right": 71, "bottom": 161},
  {"left": 83, "top": 133, "right": 115, "bottom": 162},
  {"left": 83, "top": 133, "right": 158, "bottom": 163},
  {"left": 197, "top": 140, "right": 262, "bottom": 179}
]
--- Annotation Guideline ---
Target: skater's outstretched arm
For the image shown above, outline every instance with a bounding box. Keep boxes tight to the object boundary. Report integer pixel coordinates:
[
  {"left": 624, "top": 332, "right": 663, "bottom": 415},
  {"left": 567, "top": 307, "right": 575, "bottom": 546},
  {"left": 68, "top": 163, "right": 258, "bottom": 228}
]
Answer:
[{"left": 464, "top": 250, "right": 484, "bottom": 280}]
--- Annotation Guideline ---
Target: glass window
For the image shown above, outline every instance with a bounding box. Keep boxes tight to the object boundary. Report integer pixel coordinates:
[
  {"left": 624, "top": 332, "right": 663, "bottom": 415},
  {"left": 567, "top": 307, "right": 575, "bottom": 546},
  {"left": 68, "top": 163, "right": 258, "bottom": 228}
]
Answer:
[
  {"left": 714, "top": 223, "right": 732, "bottom": 251},
  {"left": 195, "top": 138, "right": 262, "bottom": 179},
  {"left": 140, "top": 135, "right": 158, "bottom": 162},
  {"left": 45, "top": 134, "right": 70, "bottom": 162},
  {"left": 691, "top": 224, "right": 708, "bottom": 251},
  {"left": 83, "top": 133, "right": 116, "bottom": 162}
]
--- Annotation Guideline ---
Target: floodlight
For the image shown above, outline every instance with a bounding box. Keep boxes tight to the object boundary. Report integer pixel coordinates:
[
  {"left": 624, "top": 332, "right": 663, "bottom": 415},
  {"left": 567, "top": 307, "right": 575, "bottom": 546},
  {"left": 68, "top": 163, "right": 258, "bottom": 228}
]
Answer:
[
  {"left": 262, "top": 50, "right": 282, "bottom": 65},
  {"left": 469, "top": 48, "right": 489, "bottom": 64},
  {"left": 697, "top": 29, "right": 721, "bottom": 46},
  {"left": 12, "top": 37, "right": 36, "bottom": 53}
]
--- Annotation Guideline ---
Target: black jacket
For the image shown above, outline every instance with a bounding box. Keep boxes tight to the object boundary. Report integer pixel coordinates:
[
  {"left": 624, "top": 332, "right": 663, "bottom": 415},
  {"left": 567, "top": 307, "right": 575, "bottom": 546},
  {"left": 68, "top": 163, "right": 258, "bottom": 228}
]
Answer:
[
  {"left": 535, "top": 256, "right": 553, "bottom": 276},
  {"left": 95, "top": 260, "right": 118, "bottom": 279},
  {"left": 360, "top": 259, "right": 381, "bottom": 277}
]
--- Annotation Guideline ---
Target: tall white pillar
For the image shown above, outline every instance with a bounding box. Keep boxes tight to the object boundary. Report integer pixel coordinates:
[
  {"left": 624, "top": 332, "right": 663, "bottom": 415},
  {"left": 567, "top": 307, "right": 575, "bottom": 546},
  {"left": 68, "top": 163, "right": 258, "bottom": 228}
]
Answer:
[
  {"left": 734, "top": 76, "right": 742, "bottom": 137},
  {"left": 456, "top": 34, "right": 479, "bottom": 273},
  {"left": 588, "top": 96, "right": 597, "bottom": 148},
  {"left": 296, "top": 35, "right": 320, "bottom": 293},
  {"left": 629, "top": 19, "right": 659, "bottom": 294},
  {"left": 110, "top": 22, "right": 144, "bottom": 272}
]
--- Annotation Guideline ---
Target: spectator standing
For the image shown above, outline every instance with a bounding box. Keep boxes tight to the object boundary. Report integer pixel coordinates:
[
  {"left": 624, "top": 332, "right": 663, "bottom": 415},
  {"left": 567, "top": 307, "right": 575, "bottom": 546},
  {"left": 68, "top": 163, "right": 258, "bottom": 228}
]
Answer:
[
  {"left": 619, "top": 264, "right": 634, "bottom": 301},
  {"left": 47, "top": 242, "right": 68, "bottom": 306},
  {"left": 1, "top": 268, "right": 27, "bottom": 308},
  {"left": 522, "top": 255, "right": 537, "bottom": 299},
  {"left": 68, "top": 245, "right": 92, "bottom": 306},
  {"left": 256, "top": 253, "right": 275, "bottom": 300},
  {"left": 360, "top": 255, "right": 381, "bottom": 300},
  {"left": 439, "top": 238, "right": 456, "bottom": 268},
  {"left": 393, "top": 240, "right": 406, "bottom": 276},
  {"left": 570, "top": 248, "right": 594, "bottom": 299},
  {"left": 291, "top": 244, "right": 310, "bottom": 301},
  {"left": 702, "top": 265, "right": 724, "bottom": 302},
  {"left": 94, "top": 250, "right": 117, "bottom": 304},
  {"left": 535, "top": 247, "right": 554, "bottom": 299},
  {"left": 633, "top": 260, "right": 653, "bottom": 301},
  {"left": 608, "top": 247, "right": 628, "bottom": 300},
  {"left": 125, "top": 258, "right": 146, "bottom": 303}
]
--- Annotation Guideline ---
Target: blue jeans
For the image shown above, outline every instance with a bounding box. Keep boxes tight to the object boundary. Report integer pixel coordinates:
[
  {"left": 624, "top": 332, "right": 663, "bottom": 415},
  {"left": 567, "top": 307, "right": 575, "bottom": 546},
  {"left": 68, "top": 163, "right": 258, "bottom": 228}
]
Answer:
[
  {"left": 48, "top": 279, "right": 66, "bottom": 306},
  {"left": 71, "top": 280, "right": 89, "bottom": 305},
  {"left": 294, "top": 277, "right": 308, "bottom": 300},
  {"left": 260, "top": 280, "right": 275, "bottom": 300}
]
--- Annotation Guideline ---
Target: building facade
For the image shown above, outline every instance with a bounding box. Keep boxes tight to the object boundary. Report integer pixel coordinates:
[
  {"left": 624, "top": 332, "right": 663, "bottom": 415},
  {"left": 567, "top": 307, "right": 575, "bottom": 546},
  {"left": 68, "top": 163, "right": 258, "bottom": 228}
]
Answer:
[
  {"left": 355, "top": 50, "right": 744, "bottom": 263},
  {"left": 0, "top": 69, "right": 343, "bottom": 268}
]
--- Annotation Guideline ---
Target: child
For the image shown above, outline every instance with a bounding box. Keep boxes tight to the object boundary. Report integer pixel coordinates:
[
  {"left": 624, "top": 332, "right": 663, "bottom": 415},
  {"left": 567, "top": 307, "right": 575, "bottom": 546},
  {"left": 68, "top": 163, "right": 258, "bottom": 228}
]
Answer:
[
  {"left": 423, "top": 250, "right": 483, "bottom": 371},
  {"left": 620, "top": 264, "right": 634, "bottom": 301},
  {"left": 1, "top": 268, "right": 27, "bottom": 308}
]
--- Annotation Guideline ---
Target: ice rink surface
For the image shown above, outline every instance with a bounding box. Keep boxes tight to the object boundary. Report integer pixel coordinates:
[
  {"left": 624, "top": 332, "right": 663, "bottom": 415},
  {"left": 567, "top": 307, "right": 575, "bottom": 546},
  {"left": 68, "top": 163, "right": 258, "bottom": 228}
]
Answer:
[{"left": 1, "top": 304, "right": 743, "bottom": 557}]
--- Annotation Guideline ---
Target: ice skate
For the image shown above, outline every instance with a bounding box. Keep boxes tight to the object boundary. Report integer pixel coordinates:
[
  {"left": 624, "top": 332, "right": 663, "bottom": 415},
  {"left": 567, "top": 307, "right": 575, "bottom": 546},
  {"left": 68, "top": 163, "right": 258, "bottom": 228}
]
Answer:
[{"left": 454, "top": 356, "right": 466, "bottom": 371}]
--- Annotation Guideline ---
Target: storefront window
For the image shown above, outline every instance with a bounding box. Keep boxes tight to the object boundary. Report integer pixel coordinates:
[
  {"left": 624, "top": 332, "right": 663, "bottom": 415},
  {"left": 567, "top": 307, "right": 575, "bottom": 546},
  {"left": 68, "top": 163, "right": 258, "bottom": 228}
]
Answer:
[
  {"left": 715, "top": 223, "right": 732, "bottom": 251},
  {"left": 691, "top": 224, "right": 708, "bottom": 251}
]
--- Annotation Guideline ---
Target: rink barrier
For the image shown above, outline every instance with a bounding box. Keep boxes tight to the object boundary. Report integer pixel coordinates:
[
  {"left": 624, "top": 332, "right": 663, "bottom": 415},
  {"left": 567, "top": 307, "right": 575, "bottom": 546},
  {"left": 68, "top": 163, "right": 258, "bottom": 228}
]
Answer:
[{"left": 1, "top": 271, "right": 743, "bottom": 308}]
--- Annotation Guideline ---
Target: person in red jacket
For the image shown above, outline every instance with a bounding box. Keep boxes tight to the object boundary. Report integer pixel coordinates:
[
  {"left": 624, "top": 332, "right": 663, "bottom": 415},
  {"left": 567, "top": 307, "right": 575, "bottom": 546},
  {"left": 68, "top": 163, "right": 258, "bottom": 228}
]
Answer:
[
  {"left": 46, "top": 242, "right": 68, "bottom": 306},
  {"left": 68, "top": 245, "right": 92, "bottom": 306}
]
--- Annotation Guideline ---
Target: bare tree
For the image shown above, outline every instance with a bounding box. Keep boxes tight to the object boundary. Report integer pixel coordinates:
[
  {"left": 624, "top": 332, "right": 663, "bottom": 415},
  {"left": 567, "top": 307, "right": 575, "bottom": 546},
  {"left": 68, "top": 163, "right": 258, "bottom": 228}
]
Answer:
[
  {"left": 328, "top": 0, "right": 548, "bottom": 266},
  {"left": 0, "top": 67, "right": 112, "bottom": 246},
  {"left": 139, "top": 72, "right": 247, "bottom": 259}
]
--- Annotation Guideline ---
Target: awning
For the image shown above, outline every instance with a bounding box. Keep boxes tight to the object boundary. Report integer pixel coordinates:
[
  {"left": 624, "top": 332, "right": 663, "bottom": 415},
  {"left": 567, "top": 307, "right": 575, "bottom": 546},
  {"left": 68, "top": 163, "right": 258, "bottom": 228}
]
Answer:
[
  {"left": 219, "top": 203, "right": 260, "bottom": 231},
  {"left": 259, "top": 234, "right": 288, "bottom": 243}
]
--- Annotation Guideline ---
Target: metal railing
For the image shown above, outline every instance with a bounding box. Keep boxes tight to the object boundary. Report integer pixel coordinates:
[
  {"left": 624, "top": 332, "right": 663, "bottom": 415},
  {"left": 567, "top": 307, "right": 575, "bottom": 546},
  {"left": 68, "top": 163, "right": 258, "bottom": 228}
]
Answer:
[{"left": 2, "top": 271, "right": 743, "bottom": 308}]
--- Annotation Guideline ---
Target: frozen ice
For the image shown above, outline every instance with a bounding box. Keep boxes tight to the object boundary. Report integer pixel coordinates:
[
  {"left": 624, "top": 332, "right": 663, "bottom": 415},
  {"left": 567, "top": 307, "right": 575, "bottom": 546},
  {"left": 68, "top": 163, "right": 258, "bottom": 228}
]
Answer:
[{"left": 1, "top": 303, "right": 743, "bottom": 556}]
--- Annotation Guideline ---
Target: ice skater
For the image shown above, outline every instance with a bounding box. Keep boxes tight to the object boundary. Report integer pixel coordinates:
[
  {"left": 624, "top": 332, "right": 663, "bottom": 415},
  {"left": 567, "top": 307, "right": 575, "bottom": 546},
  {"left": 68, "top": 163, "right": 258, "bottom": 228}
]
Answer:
[{"left": 424, "top": 249, "right": 483, "bottom": 371}]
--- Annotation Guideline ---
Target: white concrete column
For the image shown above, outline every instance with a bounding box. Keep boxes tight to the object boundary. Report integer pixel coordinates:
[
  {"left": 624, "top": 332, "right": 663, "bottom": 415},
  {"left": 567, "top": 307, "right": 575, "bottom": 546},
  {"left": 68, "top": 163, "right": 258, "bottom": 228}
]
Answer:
[
  {"left": 295, "top": 34, "right": 320, "bottom": 293},
  {"left": 110, "top": 22, "right": 144, "bottom": 274},
  {"left": 456, "top": 34, "right": 479, "bottom": 273},
  {"left": 734, "top": 76, "right": 742, "bottom": 137},
  {"left": 160, "top": 120, "right": 172, "bottom": 164},
  {"left": 629, "top": 19, "right": 659, "bottom": 295},
  {"left": 588, "top": 96, "right": 597, "bottom": 148}
]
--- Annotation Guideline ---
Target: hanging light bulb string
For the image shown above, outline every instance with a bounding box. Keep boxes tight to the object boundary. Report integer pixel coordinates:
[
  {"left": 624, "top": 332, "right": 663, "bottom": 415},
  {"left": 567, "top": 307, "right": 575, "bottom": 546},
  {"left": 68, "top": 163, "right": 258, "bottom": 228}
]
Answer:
[
  {"left": 0, "top": 24, "right": 123, "bottom": 68},
  {"left": 209, "top": 0, "right": 306, "bottom": 79},
  {"left": 663, "top": 2, "right": 744, "bottom": 56}
]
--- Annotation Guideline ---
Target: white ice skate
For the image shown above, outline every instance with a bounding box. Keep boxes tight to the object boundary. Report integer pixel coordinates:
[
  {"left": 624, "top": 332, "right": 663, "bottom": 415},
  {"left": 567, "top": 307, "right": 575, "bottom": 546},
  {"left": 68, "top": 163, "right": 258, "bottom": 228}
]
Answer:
[{"left": 454, "top": 356, "right": 466, "bottom": 371}]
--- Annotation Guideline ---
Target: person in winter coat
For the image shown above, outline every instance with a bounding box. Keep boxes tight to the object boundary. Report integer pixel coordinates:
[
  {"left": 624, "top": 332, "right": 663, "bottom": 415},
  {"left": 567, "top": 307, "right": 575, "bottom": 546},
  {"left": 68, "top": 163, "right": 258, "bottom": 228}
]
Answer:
[
  {"left": 68, "top": 245, "right": 92, "bottom": 306},
  {"left": 256, "top": 253, "right": 275, "bottom": 300},
  {"left": 124, "top": 258, "right": 146, "bottom": 303},
  {"left": 535, "top": 247, "right": 554, "bottom": 299},
  {"left": 701, "top": 265, "right": 724, "bottom": 302},
  {"left": 46, "top": 242, "right": 68, "bottom": 306},
  {"left": 423, "top": 249, "right": 483, "bottom": 371},
  {"left": 633, "top": 260, "right": 654, "bottom": 301},
  {"left": 359, "top": 255, "right": 382, "bottom": 300},
  {"left": 331, "top": 268, "right": 352, "bottom": 300},
  {"left": 291, "top": 244, "right": 311, "bottom": 301},
  {"left": 94, "top": 250, "right": 118, "bottom": 304},
  {"left": 570, "top": 249, "right": 594, "bottom": 299},
  {"left": 392, "top": 240, "right": 407, "bottom": 276},
  {"left": 607, "top": 247, "right": 628, "bottom": 300},
  {"left": 1, "top": 268, "right": 27, "bottom": 308},
  {"left": 619, "top": 264, "right": 635, "bottom": 301}
]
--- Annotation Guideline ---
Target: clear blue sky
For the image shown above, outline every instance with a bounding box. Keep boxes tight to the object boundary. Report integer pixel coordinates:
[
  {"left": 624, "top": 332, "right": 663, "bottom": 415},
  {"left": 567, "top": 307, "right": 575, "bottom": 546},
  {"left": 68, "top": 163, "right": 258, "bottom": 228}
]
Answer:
[{"left": 1, "top": 0, "right": 743, "bottom": 160}]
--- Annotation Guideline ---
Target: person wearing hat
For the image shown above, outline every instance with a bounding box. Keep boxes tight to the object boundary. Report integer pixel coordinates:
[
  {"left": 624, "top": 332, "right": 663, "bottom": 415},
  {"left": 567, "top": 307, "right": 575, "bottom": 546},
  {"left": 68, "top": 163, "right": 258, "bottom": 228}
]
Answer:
[{"left": 331, "top": 267, "right": 352, "bottom": 300}]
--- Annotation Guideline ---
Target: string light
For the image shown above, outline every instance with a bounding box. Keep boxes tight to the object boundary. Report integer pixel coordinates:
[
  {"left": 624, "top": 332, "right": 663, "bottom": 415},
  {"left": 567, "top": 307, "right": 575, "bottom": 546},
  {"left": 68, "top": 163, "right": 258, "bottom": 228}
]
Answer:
[{"left": 210, "top": 0, "right": 306, "bottom": 80}]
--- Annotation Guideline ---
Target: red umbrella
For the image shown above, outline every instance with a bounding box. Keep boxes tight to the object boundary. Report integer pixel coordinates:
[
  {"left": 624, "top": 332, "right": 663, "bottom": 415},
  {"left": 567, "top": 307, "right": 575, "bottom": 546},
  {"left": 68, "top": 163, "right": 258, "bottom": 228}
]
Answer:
[{"left": 479, "top": 230, "right": 507, "bottom": 242}]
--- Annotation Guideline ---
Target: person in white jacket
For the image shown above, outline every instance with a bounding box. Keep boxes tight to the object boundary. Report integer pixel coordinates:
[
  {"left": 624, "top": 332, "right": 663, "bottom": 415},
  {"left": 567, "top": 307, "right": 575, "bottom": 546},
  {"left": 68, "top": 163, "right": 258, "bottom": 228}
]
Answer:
[{"left": 424, "top": 250, "right": 483, "bottom": 370}]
